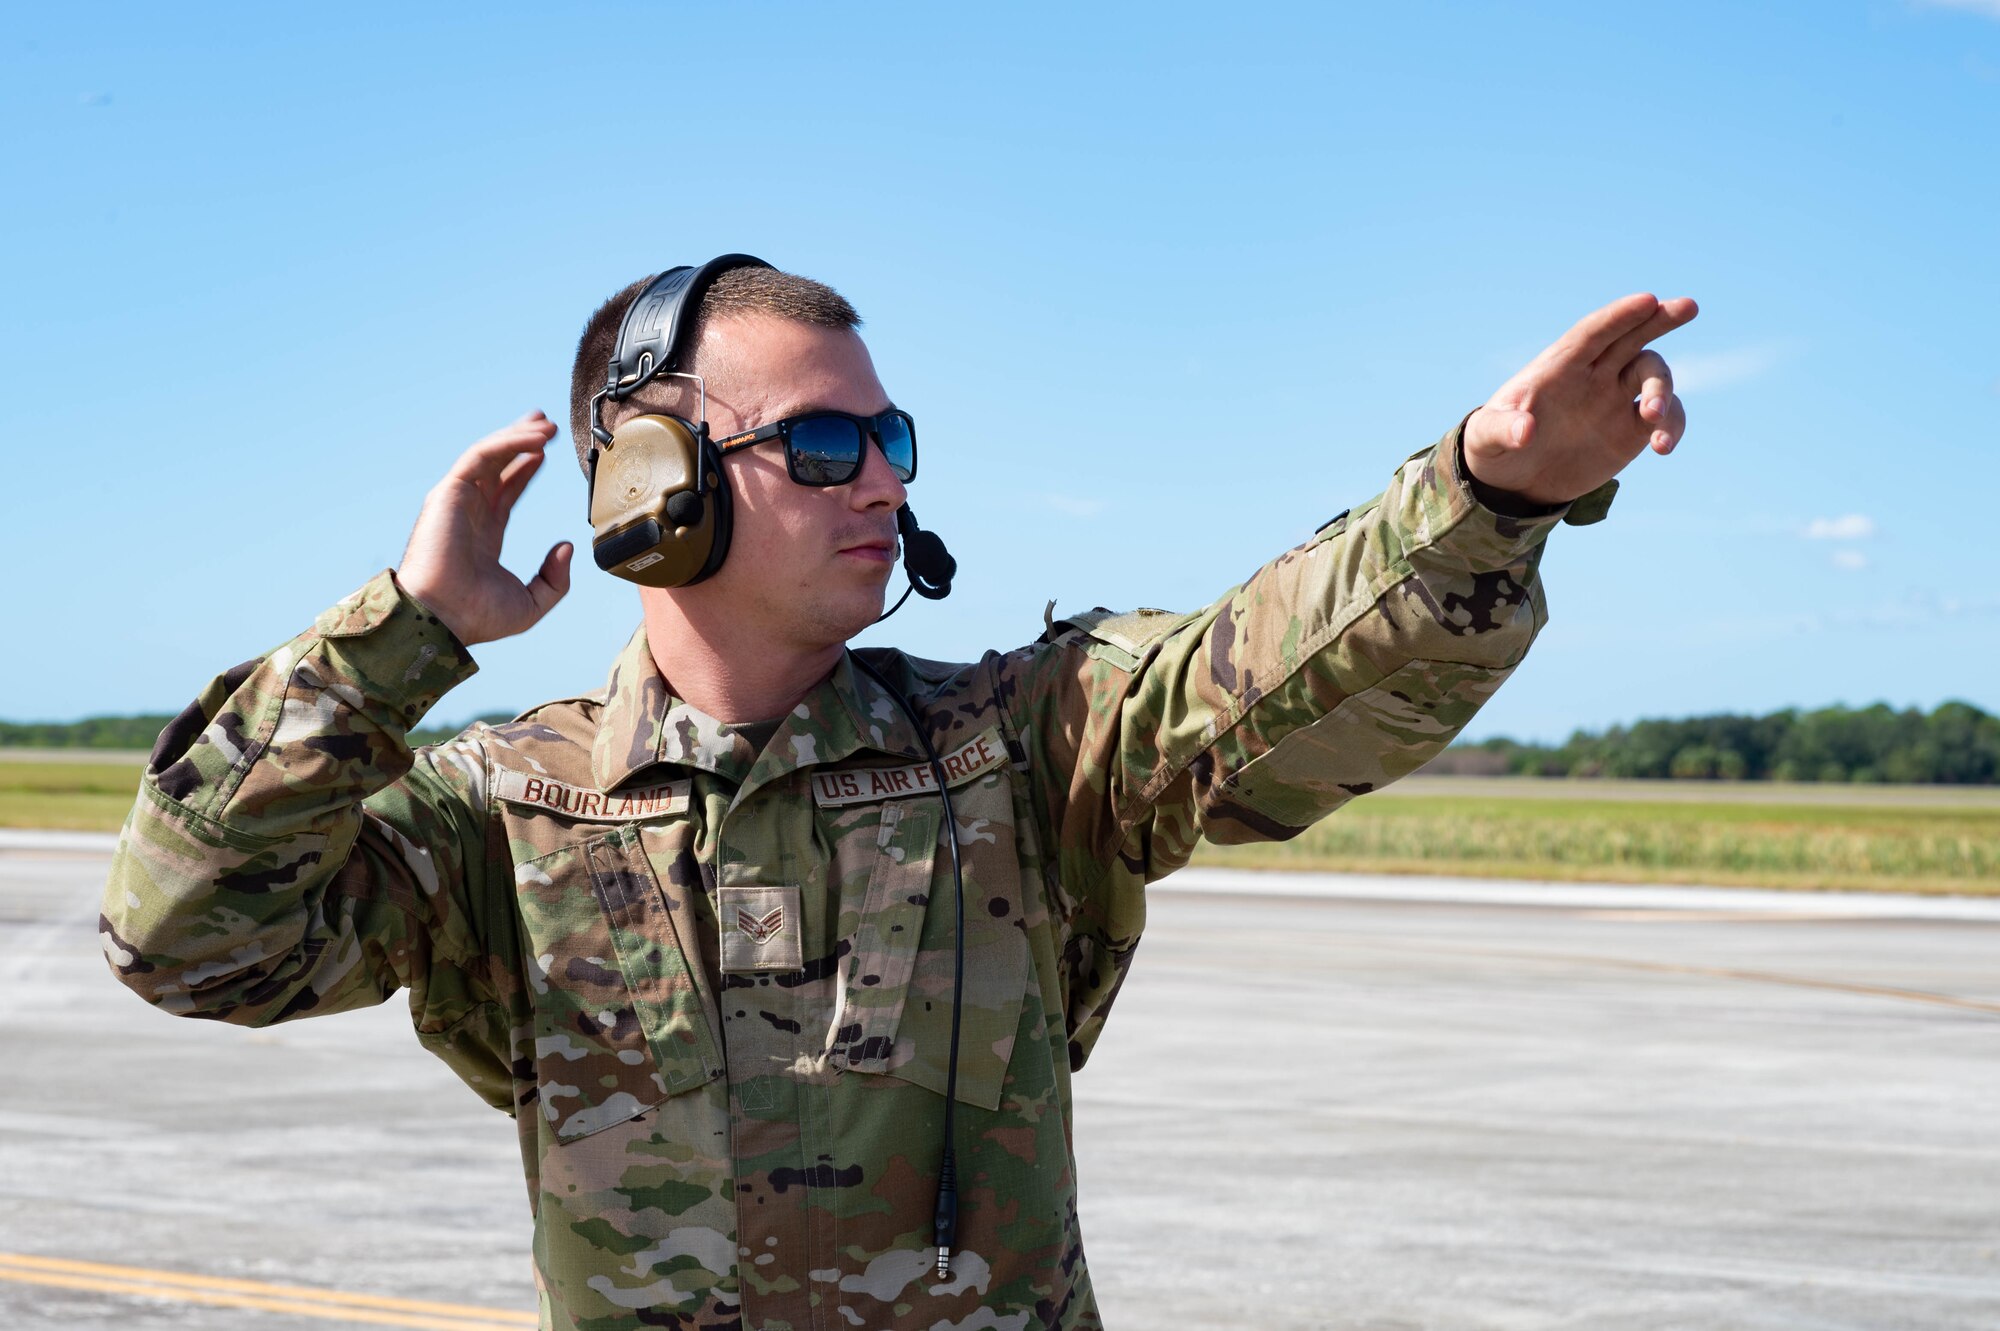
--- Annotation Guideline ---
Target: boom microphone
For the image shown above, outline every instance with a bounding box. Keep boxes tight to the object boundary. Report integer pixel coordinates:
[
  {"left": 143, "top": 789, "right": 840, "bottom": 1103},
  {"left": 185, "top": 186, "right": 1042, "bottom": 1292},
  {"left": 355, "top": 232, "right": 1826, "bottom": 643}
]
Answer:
[
  {"left": 876, "top": 506, "right": 956, "bottom": 623},
  {"left": 898, "top": 505, "right": 956, "bottom": 601}
]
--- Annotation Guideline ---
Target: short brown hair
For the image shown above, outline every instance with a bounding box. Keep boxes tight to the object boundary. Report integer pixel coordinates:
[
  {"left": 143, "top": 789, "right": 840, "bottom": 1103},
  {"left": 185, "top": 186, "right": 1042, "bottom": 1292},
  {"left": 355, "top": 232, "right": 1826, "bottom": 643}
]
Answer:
[{"left": 567, "top": 265, "right": 860, "bottom": 473}]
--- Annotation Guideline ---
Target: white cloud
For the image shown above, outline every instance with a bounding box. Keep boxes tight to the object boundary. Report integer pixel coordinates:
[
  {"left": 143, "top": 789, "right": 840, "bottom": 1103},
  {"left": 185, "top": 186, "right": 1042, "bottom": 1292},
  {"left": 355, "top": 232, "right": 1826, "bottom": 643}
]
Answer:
[
  {"left": 1804, "top": 514, "right": 1876, "bottom": 540},
  {"left": 1669, "top": 343, "right": 1790, "bottom": 393},
  {"left": 1830, "top": 550, "right": 1869, "bottom": 571},
  {"left": 1038, "top": 493, "right": 1107, "bottom": 518}
]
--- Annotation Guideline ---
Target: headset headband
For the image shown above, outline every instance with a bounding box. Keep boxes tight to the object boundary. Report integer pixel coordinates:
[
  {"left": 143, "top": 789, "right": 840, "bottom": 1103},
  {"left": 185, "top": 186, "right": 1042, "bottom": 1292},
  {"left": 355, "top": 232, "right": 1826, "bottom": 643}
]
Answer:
[{"left": 603, "top": 253, "right": 772, "bottom": 401}]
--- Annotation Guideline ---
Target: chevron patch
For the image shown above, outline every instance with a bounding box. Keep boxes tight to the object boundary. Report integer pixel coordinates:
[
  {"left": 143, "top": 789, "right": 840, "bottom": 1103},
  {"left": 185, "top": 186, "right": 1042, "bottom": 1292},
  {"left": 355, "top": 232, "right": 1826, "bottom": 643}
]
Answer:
[
  {"left": 719, "top": 884, "right": 802, "bottom": 973},
  {"left": 736, "top": 904, "right": 785, "bottom": 944}
]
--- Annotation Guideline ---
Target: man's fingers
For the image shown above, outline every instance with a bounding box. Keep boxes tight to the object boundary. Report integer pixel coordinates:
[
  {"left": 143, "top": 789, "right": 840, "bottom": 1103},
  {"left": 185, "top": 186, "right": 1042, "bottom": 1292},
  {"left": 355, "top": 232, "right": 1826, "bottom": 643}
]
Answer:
[
  {"left": 525, "top": 542, "right": 573, "bottom": 621},
  {"left": 1647, "top": 394, "right": 1688, "bottom": 455},
  {"left": 1554, "top": 293, "right": 1662, "bottom": 365},
  {"left": 1596, "top": 297, "right": 1699, "bottom": 373},
  {"left": 1622, "top": 349, "right": 1674, "bottom": 403},
  {"left": 446, "top": 412, "right": 557, "bottom": 485},
  {"left": 493, "top": 448, "right": 546, "bottom": 520}
]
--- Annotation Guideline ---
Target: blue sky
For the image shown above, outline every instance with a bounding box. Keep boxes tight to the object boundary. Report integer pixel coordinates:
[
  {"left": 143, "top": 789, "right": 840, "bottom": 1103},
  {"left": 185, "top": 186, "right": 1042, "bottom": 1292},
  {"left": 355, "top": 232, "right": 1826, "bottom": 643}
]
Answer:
[{"left": 3, "top": 1, "right": 1996, "bottom": 743}]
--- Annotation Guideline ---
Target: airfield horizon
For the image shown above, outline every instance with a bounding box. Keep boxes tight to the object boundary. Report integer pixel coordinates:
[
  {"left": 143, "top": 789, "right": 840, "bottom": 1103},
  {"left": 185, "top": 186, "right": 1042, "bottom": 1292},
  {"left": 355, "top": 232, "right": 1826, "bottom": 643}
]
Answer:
[{"left": 5, "top": 756, "right": 1995, "bottom": 897}]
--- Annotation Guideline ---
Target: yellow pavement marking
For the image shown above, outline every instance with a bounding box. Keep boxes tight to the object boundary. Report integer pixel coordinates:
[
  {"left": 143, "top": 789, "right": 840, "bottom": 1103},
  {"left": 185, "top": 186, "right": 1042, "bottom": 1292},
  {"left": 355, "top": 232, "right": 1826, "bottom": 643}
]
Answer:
[
  {"left": 0, "top": 1271, "right": 525, "bottom": 1330},
  {"left": 0, "top": 1254, "right": 536, "bottom": 1329}
]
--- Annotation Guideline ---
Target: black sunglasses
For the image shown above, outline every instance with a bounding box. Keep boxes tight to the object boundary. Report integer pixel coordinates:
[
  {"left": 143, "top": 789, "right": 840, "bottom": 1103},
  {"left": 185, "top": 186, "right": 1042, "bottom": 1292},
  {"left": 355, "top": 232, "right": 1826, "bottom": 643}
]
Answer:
[{"left": 713, "top": 409, "right": 917, "bottom": 487}]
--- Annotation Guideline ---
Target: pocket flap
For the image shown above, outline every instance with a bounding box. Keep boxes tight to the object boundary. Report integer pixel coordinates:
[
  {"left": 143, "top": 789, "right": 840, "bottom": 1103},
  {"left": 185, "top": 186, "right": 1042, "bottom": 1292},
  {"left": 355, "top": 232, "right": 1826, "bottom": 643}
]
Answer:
[
  {"left": 830, "top": 797, "right": 1027, "bottom": 1110},
  {"left": 520, "top": 828, "right": 723, "bottom": 1141},
  {"left": 586, "top": 829, "right": 725, "bottom": 1097}
]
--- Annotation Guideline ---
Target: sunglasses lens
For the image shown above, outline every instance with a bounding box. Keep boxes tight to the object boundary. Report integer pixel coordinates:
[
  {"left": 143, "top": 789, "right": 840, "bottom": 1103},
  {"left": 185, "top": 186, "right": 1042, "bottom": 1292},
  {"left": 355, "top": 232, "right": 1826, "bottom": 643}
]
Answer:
[
  {"left": 877, "top": 412, "right": 916, "bottom": 483},
  {"left": 787, "top": 416, "right": 865, "bottom": 484}
]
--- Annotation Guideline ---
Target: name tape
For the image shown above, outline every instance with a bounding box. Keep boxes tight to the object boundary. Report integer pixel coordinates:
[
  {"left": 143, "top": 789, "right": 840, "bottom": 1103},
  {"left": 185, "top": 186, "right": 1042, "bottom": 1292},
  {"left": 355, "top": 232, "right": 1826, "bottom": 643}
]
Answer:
[
  {"left": 494, "top": 769, "right": 690, "bottom": 821},
  {"left": 811, "top": 728, "right": 1008, "bottom": 808}
]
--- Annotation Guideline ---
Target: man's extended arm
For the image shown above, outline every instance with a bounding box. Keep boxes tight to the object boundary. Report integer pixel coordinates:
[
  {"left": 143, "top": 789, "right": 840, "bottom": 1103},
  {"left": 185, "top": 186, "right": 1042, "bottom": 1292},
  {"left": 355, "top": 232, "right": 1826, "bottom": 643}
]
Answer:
[
  {"left": 1012, "top": 419, "right": 1572, "bottom": 884},
  {"left": 998, "top": 293, "right": 1695, "bottom": 1057}
]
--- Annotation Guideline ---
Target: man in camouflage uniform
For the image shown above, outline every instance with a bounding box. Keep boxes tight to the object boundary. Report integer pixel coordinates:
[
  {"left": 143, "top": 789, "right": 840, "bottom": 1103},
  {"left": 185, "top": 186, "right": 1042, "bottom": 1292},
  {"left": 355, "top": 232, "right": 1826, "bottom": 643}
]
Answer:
[{"left": 102, "top": 264, "right": 1694, "bottom": 1330}]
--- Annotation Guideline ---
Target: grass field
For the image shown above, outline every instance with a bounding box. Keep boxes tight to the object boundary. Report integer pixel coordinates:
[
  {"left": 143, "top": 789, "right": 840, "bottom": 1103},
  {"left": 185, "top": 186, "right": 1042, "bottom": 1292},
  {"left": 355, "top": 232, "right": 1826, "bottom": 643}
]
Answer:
[
  {"left": 6, "top": 757, "right": 1997, "bottom": 895},
  {"left": 0, "top": 758, "right": 143, "bottom": 832},
  {"left": 1194, "top": 777, "right": 2000, "bottom": 895}
]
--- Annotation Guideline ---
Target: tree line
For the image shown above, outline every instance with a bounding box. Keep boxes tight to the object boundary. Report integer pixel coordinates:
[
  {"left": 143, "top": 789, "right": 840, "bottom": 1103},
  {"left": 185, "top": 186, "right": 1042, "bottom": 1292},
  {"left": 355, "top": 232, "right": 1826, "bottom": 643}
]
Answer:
[
  {"left": 8, "top": 701, "right": 1999, "bottom": 785},
  {"left": 1447, "top": 701, "right": 2000, "bottom": 784},
  {"left": 0, "top": 712, "right": 516, "bottom": 753},
  {"left": 0, "top": 715, "right": 177, "bottom": 750}
]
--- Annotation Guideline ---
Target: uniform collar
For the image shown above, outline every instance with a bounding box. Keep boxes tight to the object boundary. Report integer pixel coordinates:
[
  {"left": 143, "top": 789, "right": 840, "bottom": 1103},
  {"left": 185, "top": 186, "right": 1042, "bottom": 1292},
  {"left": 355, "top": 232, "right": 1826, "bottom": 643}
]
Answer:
[{"left": 591, "top": 626, "right": 927, "bottom": 793}]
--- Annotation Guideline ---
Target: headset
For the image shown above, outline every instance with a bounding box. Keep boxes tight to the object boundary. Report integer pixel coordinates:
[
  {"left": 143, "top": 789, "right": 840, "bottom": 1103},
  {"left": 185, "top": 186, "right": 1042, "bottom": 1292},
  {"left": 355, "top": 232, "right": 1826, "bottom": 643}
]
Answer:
[
  {"left": 585, "top": 253, "right": 956, "bottom": 608},
  {"left": 587, "top": 257, "right": 968, "bottom": 1275}
]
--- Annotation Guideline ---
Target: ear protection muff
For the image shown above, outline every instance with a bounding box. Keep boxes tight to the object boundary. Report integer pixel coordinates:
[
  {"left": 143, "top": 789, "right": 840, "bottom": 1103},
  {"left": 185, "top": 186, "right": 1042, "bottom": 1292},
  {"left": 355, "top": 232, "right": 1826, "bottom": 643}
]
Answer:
[
  {"left": 586, "top": 254, "right": 771, "bottom": 587},
  {"left": 587, "top": 414, "right": 733, "bottom": 586}
]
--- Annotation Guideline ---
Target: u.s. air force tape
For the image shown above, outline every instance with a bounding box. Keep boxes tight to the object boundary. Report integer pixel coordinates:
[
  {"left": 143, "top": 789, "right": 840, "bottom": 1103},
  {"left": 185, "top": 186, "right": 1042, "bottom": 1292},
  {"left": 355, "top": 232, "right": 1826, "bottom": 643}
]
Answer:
[
  {"left": 810, "top": 728, "right": 1007, "bottom": 807},
  {"left": 493, "top": 770, "right": 690, "bottom": 821}
]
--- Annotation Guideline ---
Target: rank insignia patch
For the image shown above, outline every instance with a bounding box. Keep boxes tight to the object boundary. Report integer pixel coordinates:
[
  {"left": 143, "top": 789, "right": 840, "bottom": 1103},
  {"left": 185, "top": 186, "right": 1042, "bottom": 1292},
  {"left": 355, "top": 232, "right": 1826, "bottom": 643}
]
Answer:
[{"left": 719, "top": 884, "right": 802, "bottom": 973}]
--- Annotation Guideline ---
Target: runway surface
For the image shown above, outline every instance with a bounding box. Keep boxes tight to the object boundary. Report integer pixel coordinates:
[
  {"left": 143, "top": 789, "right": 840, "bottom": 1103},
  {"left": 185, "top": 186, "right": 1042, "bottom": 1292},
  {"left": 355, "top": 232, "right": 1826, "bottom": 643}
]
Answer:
[{"left": 2, "top": 837, "right": 1995, "bottom": 1330}]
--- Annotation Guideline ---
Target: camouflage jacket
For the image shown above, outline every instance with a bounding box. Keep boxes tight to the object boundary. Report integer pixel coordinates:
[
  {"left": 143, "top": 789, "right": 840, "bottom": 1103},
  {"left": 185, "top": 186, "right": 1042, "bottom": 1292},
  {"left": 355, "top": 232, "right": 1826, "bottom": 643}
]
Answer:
[{"left": 104, "top": 427, "right": 1596, "bottom": 1331}]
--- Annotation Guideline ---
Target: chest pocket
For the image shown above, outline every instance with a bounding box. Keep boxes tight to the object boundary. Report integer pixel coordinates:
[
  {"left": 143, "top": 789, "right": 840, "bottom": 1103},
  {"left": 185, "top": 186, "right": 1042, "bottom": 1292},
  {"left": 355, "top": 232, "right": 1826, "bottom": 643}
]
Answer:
[
  {"left": 516, "top": 824, "right": 724, "bottom": 1141},
  {"left": 826, "top": 774, "right": 1030, "bottom": 1110}
]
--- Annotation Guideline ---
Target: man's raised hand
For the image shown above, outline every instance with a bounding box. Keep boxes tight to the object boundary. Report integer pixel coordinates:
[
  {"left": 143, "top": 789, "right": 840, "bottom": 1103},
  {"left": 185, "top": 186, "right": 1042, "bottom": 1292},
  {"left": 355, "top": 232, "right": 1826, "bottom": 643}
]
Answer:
[
  {"left": 398, "top": 412, "right": 573, "bottom": 648},
  {"left": 1464, "top": 294, "right": 1699, "bottom": 507}
]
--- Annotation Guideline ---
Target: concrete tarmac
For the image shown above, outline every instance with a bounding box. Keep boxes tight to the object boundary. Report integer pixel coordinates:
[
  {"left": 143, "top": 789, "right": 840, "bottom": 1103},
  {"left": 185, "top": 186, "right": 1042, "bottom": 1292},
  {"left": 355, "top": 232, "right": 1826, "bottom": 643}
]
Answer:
[{"left": 2, "top": 839, "right": 1995, "bottom": 1330}]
